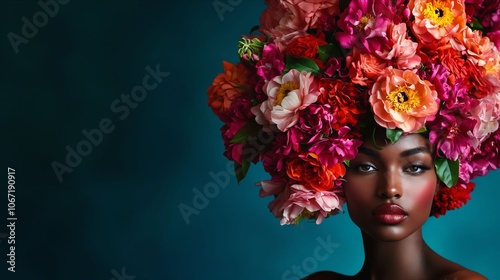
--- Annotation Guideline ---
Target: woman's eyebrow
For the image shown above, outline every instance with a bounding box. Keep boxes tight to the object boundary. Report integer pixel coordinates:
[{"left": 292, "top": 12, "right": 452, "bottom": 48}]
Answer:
[
  {"left": 358, "top": 146, "right": 380, "bottom": 158},
  {"left": 400, "top": 147, "right": 431, "bottom": 157}
]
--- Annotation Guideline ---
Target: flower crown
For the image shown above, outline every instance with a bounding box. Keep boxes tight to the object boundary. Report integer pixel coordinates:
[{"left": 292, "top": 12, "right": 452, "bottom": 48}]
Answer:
[{"left": 208, "top": 0, "right": 500, "bottom": 225}]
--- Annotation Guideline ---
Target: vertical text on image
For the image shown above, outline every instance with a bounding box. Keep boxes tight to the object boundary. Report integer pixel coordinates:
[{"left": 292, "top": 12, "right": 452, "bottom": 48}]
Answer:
[{"left": 6, "top": 167, "right": 17, "bottom": 273}]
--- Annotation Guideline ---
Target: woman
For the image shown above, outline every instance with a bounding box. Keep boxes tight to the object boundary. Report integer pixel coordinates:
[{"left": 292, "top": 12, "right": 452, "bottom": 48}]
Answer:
[
  {"left": 208, "top": 0, "right": 500, "bottom": 278},
  {"left": 305, "top": 132, "right": 487, "bottom": 279}
]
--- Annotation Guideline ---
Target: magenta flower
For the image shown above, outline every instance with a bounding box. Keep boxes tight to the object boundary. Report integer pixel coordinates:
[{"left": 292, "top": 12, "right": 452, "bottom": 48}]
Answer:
[
  {"left": 479, "top": 0, "right": 500, "bottom": 31},
  {"left": 467, "top": 129, "right": 500, "bottom": 178},
  {"left": 308, "top": 127, "right": 363, "bottom": 166},
  {"left": 428, "top": 110, "right": 478, "bottom": 161},
  {"left": 487, "top": 30, "right": 500, "bottom": 50},
  {"left": 287, "top": 104, "right": 334, "bottom": 150},
  {"left": 335, "top": 0, "right": 395, "bottom": 52},
  {"left": 418, "top": 63, "right": 450, "bottom": 103},
  {"left": 221, "top": 97, "right": 257, "bottom": 164},
  {"left": 256, "top": 43, "right": 286, "bottom": 82},
  {"left": 261, "top": 132, "right": 293, "bottom": 178}
]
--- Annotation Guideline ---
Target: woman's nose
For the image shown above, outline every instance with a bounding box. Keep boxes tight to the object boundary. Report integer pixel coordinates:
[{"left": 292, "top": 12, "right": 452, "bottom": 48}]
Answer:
[{"left": 377, "top": 170, "right": 403, "bottom": 199}]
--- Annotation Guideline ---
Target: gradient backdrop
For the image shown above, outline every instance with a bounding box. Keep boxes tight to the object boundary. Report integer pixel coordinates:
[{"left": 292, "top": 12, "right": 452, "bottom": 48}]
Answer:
[{"left": 1, "top": 1, "right": 499, "bottom": 280}]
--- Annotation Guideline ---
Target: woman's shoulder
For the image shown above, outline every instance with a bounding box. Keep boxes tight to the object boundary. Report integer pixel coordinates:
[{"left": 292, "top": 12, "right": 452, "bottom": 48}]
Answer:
[
  {"left": 301, "top": 269, "right": 487, "bottom": 280},
  {"left": 433, "top": 254, "right": 487, "bottom": 280},
  {"left": 302, "top": 271, "right": 351, "bottom": 280},
  {"left": 441, "top": 269, "right": 487, "bottom": 280}
]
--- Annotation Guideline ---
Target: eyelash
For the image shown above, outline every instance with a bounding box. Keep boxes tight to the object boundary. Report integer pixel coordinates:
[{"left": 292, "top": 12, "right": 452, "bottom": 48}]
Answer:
[{"left": 350, "top": 164, "right": 431, "bottom": 174}]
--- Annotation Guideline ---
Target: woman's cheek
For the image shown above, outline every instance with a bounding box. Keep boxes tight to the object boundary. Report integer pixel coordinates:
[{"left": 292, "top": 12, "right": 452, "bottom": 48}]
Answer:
[{"left": 410, "top": 178, "right": 437, "bottom": 210}]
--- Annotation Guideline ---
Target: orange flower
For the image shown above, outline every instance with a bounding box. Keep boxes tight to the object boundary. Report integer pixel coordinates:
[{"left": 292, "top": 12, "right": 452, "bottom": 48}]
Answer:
[
  {"left": 408, "top": 0, "right": 466, "bottom": 47},
  {"left": 207, "top": 61, "right": 249, "bottom": 117},
  {"left": 286, "top": 153, "right": 345, "bottom": 192},
  {"left": 453, "top": 27, "right": 500, "bottom": 78},
  {"left": 370, "top": 68, "right": 439, "bottom": 132}
]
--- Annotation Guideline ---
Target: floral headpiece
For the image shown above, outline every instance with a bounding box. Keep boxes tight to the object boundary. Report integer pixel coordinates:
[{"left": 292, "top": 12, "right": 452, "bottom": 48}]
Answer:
[{"left": 208, "top": 0, "right": 500, "bottom": 225}]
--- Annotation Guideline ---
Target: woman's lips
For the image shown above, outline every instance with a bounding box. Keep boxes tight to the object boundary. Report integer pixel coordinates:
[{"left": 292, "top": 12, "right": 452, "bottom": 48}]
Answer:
[{"left": 373, "top": 203, "right": 408, "bottom": 225}]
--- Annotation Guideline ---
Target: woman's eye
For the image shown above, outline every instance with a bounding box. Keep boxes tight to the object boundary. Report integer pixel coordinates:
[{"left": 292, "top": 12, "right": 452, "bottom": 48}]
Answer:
[
  {"left": 353, "top": 164, "right": 376, "bottom": 173},
  {"left": 405, "top": 165, "right": 429, "bottom": 174}
]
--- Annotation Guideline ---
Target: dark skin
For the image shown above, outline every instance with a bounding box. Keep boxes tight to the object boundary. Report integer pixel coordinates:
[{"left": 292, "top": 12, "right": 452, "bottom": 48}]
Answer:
[{"left": 304, "top": 134, "right": 486, "bottom": 280}]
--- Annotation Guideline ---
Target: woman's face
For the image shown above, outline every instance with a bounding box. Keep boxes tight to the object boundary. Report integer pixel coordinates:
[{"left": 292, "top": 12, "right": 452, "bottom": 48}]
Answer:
[{"left": 343, "top": 133, "right": 438, "bottom": 241}]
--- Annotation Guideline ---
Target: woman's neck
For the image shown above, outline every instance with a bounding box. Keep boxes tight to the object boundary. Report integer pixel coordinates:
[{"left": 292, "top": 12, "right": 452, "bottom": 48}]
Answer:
[{"left": 356, "top": 229, "right": 433, "bottom": 280}]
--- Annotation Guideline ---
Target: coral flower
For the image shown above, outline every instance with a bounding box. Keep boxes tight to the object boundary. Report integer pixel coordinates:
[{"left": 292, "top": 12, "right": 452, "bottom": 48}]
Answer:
[
  {"left": 259, "top": 69, "right": 320, "bottom": 132},
  {"left": 452, "top": 27, "right": 500, "bottom": 75},
  {"left": 207, "top": 61, "right": 249, "bottom": 118},
  {"left": 286, "top": 0, "right": 341, "bottom": 30},
  {"left": 408, "top": 0, "right": 467, "bottom": 46},
  {"left": 346, "top": 48, "right": 388, "bottom": 86},
  {"left": 370, "top": 68, "right": 439, "bottom": 132}
]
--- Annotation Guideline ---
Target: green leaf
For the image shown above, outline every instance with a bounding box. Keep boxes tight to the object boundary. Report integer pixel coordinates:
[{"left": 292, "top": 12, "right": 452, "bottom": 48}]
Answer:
[
  {"left": 415, "top": 126, "right": 427, "bottom": 134},
  {"left": 386, "top": 128, "right": 403, "bottom": 144},
  {"left": 230, "top": 120, "right": 261, "bottom": 143},
  {"left": 468, "top": 17, "right": 483, "bottom": 31},
  {"left": 434, "top": 158, "right": 459, "bottom": 187},
  {"left": 344, "top": 160, "right": 350, "bottom": 167},
  {"left": 284, "top": 55, "right": 322, "bottom": 75},
  {"left": 318, "top": 44, "right": 335, "bottom": 63},
  {"left": 318, "top": 43, "right": 345, "bottom": 63},
  {"left": 234, "top": 160, "right": 250, "bottom": 184},
  {"left": 371, "top": 127, "right": 383, "bottom": 150}
]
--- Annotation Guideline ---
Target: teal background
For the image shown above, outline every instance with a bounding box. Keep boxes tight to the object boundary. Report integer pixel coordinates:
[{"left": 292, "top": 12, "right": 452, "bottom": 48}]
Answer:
[{"left": 0, "top": 1, "right": 498, "bottom": 279}]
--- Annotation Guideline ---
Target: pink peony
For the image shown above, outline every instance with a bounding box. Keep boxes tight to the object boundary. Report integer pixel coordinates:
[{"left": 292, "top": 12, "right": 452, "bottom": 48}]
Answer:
[
  {"left": 258, "top": 179, "right": 291, "bottom": 219},
  {"left": 259, "top": 69, "right": 320, "bottom": 132},
  {"left": 470, "top": 93, "right": 500, "bottom": 141},
  {"left": 376, "top": 23, "right": 422, "bottom": 69},
  {"left": 285, "top": 0, "right": 340, "bottom": 30},
  {"left": 259, "top": 0, "right": 308, "bottom": 51},
  {"left": 280, "top": 184, "right": 345, "bottom": 225},
  {"left": 369, "top": 68, "right": 439, "bottom": 132}
]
